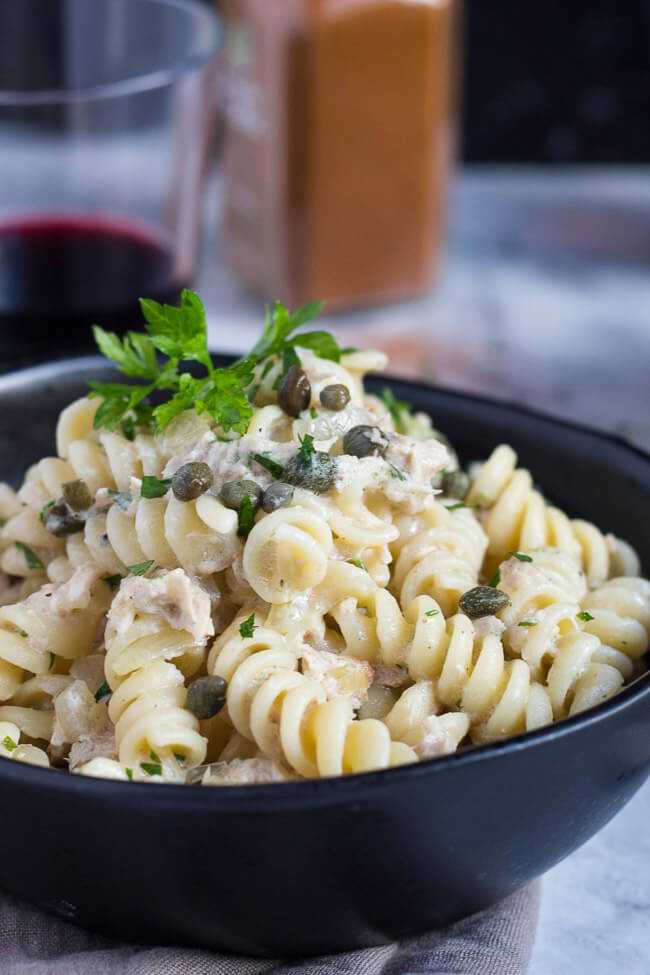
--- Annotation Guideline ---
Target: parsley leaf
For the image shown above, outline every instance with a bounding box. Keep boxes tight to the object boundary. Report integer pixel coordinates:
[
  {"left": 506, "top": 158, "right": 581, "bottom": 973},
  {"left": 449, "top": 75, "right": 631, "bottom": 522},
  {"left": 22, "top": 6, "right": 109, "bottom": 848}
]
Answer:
[
  {"left": 239, "top": 614, "right": 258, "bottom": 639},
  {"left": 518, "top": 620, "right": 537, "bottom": 627},
  {"left": 141, "top": 476, "right": 172, "bottom": 499},
  {"left": 14, "top": 541, "right": 45, "bottom": 571},
  {"left": 577, "top": 611, "right": 595, "bottom": 623},
  {"left": 94, "top": 680, "right": 112, "bottom": 702},
  {"left": 141, "top": 290, "right": 212, "bottom": 371},
  {"left": 127, "top": 560, "right": 154, "bottom": 576},
  {"left": 92, "top": 327, "right": 160, "bottom": 380},
  {"left": 48, "top": 652, "right": 55, "bottom": 671},
  {"left": 140, "top": 760, "right": 162, "bottom": 777},
  {"left": 297, "top": 434, "right": 316, "bottom": 464},
  {"left": 351, "top": 558, "right": 368, "bottom": 572},
  {"left": 381, "top": 388, "right": 411, "bottom": 433},
  {"left": 125, "top": 767, "right": 133, "bottom": 780},
  {"left": 445, "top": 503, "right": 468, "bottom": 512},
  {"left": 251, "top": 453, "right": 284, "bottom": 479},
  {"left": 293, "top": 330, "right": 340, "bottom": 362},
  {"left": 238, "top": 495, "right": 257, "bottom": 537},
  {"left": 425, "top": 609, "right": 440, "bottom": 617},
  {"left": 387, "top": 462, "right": 406, "bottom": 481},
  {"left": 509, "top": 552, "right": 533, "bottom": 563},
  {"left": 488, "top": 569, "right": 501, "bottom": 588},
  {"left": 2, "top": 736, "right": 17, "bottom": 753},
  {"left": 40, "top": 501, "right": 55, "bottom": 524}
]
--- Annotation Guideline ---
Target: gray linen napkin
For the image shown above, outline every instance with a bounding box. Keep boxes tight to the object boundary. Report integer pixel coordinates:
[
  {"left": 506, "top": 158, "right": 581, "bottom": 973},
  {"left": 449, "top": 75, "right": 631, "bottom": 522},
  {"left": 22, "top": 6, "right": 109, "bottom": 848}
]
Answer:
[{"left": 0, "top": 882, "right": 540, "bottom": 975}]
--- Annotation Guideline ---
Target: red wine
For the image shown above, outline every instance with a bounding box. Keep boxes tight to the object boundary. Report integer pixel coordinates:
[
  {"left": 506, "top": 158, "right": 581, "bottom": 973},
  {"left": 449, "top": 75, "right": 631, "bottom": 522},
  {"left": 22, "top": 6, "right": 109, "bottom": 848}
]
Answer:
[{"left": 0, "top": 214, "right": 187, "bottom": 368}]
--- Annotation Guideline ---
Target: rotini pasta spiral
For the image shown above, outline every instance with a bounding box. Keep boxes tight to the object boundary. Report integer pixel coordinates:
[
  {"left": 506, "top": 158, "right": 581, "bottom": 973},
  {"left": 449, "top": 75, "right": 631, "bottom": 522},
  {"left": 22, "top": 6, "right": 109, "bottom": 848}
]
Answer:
[
  {"left": 209, "top": 612, "right": 416, "bottom": 776},
  {"left": 243, "top": 506, "right": 333, "bottom": 603},
  {"left": 0, "top": 720, "right": 50, "bottom": 767},
  {"left": 0, "top": 565, "right": 108, "bottom": 702},
  {"left": 384, "top": 682, "right": 470, "bottom": 758},
  {"left": 60, "top": 489, "right": 241, "bottom": 581},
  {"left": 104, "top": 570, "right": 213, "bottom": 779},
  {"left": 391, "top": 500, "right": 487, "bottom": 616},
  {"left": 467, "top": 445, "right": 640, "bottom": 583},
  {"left": 581, "top": 577, "right": 650, "bottom": 672}
]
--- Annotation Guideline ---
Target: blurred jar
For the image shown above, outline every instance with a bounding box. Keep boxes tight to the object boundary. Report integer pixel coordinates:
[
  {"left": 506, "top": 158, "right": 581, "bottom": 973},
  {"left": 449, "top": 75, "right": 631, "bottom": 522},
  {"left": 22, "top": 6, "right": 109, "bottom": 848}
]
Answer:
[{"left": 219, "top": 0, "right": 460, "bottom": 310}]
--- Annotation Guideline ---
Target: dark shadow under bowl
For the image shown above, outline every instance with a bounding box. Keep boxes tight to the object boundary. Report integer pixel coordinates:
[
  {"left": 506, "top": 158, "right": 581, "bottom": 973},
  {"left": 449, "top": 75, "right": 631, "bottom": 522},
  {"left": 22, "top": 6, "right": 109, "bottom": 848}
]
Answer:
[{"left": 0, "top": 358, "right": 648, "bottom": 956}]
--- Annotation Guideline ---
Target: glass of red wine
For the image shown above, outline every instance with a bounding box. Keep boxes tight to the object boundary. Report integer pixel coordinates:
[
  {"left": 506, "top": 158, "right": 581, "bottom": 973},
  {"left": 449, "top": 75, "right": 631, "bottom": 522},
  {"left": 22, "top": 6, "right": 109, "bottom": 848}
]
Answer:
[{"left": 0, "top": 0, "right": 221, "bottom": 370}]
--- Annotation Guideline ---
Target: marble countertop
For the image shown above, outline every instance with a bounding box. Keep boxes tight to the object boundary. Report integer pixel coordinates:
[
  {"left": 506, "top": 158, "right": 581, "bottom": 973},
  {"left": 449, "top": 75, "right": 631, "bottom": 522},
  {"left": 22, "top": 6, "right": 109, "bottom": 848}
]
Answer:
[{"left": 198, "top": 166, "right": 650, "bottom": 975}]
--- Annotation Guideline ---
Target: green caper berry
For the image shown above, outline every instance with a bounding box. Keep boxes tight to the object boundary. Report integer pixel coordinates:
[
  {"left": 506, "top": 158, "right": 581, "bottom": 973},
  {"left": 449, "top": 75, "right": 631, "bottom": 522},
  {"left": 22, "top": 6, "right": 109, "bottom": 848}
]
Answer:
[
  {"left": 43, "top": 499, "right": 85, "bottom": 538},
  {"left": 343, "top": 425, "right": 389, "bottom": 458},
  {"left": 278, "top": 365, "right": 311, "bottom": 417},
  {"left": 284, "top": 452, "right": 337, "bottom": 494},
  {"left": 459, "top": 586, "right": 511, "bottom": 619},
  {"left": 320, "top": 384, "right": 350, "bottom": 412},
  {"left": 219, "top": 479, "right": 263, "bottom": 510},
  {"left": 186, "top": 676, "right": 228, "bottom": 719},
  {"left": 441, "top": 470, "right": 470, "bottom": 501},
  {"left": 62, "top": 479, "right": 92, "bottom": 511},
  {"left": 261, "top": 482, "right": 294, "bottom": 513},
  {"left": 171, "top": 462, "right": 214, "bottom": 502}
]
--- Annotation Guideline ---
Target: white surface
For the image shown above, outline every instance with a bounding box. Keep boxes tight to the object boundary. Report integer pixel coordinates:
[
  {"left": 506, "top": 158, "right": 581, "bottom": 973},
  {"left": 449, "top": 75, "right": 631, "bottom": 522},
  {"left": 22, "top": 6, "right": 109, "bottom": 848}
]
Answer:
[
  {"left": 197, "top": 166, "right": 650, "bottom": 974},
  {"left": 530, "top": 782, "right": 649, "bottom": 975}
]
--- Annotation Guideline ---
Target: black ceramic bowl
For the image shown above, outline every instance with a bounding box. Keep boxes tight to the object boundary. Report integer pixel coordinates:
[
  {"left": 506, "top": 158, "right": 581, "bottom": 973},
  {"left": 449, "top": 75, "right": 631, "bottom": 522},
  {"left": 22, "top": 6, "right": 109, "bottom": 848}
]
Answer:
[{"left": 0, "top": 358, "right": 648, "bottom": 957}]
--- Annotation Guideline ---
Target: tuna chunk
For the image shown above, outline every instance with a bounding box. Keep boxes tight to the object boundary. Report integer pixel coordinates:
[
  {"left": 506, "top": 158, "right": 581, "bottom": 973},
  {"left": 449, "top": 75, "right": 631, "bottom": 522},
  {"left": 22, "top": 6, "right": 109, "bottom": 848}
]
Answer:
[
  {"left": 301, "top": 647, "right": 373, "bottom": 708},
  {"left": 108, "top": 569, "right": 214, "bottom": 644},
  {"left": 68, "top": 726, "right": 117, "bottom": 770}
]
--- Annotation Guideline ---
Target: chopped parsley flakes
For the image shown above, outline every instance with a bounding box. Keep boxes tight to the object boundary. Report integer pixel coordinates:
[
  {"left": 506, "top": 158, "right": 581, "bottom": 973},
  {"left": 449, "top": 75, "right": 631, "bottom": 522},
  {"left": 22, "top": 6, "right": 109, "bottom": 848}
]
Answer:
[
  {"left": 577, "top": 611, "right": 595, "bottom": 623},
  {"left": 94, "top": 680, "right": 112, "bottom": 702},
  {"left": 251, "top": 452, "right": 284, "bottom": 479},
  {"left": 237, "top": 494, "right": 257, "bottom": 537},
  {"left": 14, "top": 541, "right": 45, "bottom": 571},
  {"left": 239, "top": 614, "right": 258, "bottom": 639},
  {"left": 126, "top": 560, "right": 154, "bottom": 576},
  {"left": 141, "top": 476, "right": 172, "bottom": 499}
]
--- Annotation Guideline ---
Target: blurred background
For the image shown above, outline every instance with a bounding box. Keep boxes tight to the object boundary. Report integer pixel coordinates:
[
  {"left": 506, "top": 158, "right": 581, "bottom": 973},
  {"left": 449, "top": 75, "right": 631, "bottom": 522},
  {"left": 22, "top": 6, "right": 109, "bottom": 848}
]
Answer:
[{"left": 0, "top": 0, "right": 648, "bottom": 450}]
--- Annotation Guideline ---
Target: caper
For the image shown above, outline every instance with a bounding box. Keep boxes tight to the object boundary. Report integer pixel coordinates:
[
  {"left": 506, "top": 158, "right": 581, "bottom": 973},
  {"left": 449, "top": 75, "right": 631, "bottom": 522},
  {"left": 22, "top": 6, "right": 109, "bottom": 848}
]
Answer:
[
  {"left": 186, "top": 676, "right": 228, "bottom": 719},
  {"left": 459, "top": 586, "right": 511, "bottom": 619},
  {"left": 442, "top": 470, "right": 470, "bottom": 501},
  {"left": 62, "top": 479, "right": 92, "bottom": 511},
  {"left": 284, "top": 452, "right": 337, "bottom": 494},
  {"left": 171, "top": 462, "right": 214, "bottom": 502},
  {"left": 43, "top": 499, "right": 85, "bottom": 537},
  {"left": 261, "top": 482, "right": 294, "bottom": 513},
  {"left": 219, "top": 479, "right": 263, "bottom": 511},
  {"left": 278, "top": 365, "right": 311, "bottom": 417},
  {"left": 320, "top": 384, "right": 350, "bottom": 412},
  {"left": 343, "top": 425, "right": 389, "bottom": 458}
]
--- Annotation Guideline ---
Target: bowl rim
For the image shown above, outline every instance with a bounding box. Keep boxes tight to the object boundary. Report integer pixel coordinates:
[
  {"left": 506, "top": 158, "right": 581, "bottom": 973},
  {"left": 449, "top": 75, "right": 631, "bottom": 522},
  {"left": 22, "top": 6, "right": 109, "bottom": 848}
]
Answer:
[{"left": 0, "top": 355, "right": 648, "bottom": 808}]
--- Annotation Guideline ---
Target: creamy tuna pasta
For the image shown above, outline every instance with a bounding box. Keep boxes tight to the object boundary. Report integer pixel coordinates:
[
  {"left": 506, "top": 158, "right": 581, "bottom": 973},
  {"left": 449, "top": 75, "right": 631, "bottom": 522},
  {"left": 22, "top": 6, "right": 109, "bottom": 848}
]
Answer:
[{"left": 0, "top": 294, "right": 647, "bottom": 785}]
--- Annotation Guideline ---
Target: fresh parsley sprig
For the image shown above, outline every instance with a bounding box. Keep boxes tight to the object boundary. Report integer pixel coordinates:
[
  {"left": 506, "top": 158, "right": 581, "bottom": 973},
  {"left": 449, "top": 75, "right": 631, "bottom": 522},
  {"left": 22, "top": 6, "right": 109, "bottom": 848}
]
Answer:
[{"left": 89, "top": 293, "right": 341, "bottom": 438}]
